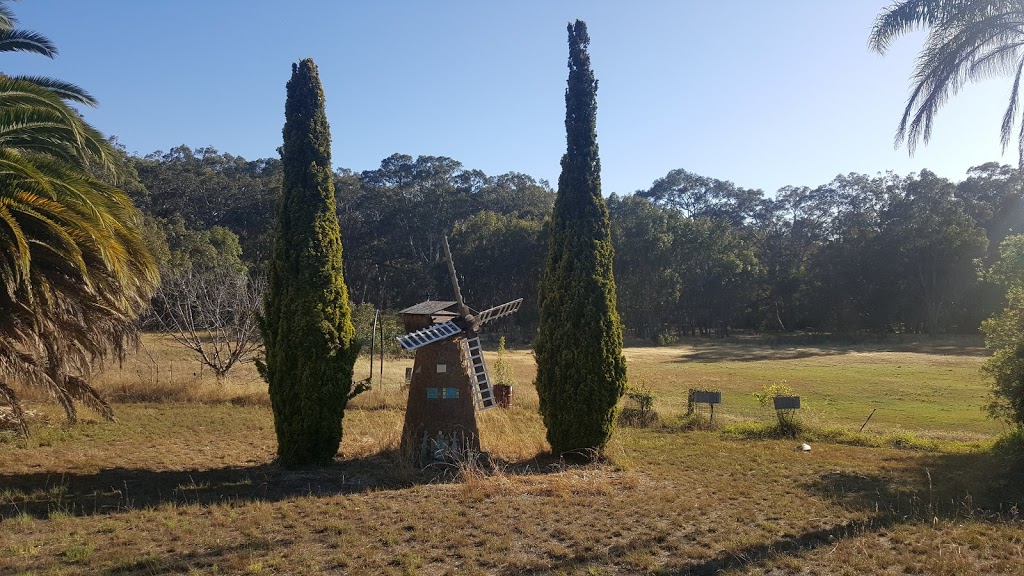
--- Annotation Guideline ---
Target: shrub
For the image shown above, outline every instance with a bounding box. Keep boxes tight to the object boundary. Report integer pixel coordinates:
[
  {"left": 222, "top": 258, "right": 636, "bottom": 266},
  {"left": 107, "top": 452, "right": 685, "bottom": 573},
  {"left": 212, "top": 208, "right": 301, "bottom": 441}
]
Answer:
[
  {"left": 619, "top": 383, "right": 657, "bottom": 427},
  {"left": 673, "top": 412, "right": 718, "bottom": 432},
  {"left": 753, "top": 381, "right": 802, "bottom": 436},
  {"left": 656, "top": 332, "right": 679, "bottom": 346},
  {"left": 493, "top": 336, "right": 516, "bottom": 387},
  {"left": 752, "top": 381, "right": 795, "bottom": 407}
]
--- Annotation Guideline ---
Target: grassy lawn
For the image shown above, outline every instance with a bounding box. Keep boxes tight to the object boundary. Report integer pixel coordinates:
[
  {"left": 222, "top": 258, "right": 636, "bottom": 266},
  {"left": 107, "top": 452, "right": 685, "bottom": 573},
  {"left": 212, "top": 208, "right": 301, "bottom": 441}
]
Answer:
[
  {"left": 0, "top": 334, "right": 1020, "bottom": 574},
  {"left": 623, "top": 337, "right": 1004, "bottom": 440}
]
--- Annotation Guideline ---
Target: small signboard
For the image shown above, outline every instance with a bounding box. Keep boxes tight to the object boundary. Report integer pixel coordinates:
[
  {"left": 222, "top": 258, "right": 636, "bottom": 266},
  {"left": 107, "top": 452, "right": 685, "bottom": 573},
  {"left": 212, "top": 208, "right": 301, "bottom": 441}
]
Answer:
[
  {"left": 773, "top": 396, "right": 801, "bottom": 410},
  {"left": 693, "top": 391, "right": 722, "bottom": 405}
]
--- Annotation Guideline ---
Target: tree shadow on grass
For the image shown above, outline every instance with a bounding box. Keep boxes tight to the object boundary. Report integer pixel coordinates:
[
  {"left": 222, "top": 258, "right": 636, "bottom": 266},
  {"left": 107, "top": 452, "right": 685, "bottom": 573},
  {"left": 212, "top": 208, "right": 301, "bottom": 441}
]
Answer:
[
  {"left": 649, "top": 445, "right": 1023, "bottom": 575},
  {"left": 509, "top": 439, "right": 1023, "bottom": 576},
  {"left": 673, "top": 338, "right": 990, "bottom": 363},
  {"left": 676, "top": 343, "right": 852, "bottom": 363},
  {"left": 100, "top": 539, "right": 280, "bottom": 576},
  {"left": 0, "top": 459, "right": 379, "bottom": 520},
  {"left": 0, "top": 449, "right": 574, "bottom": 520}
]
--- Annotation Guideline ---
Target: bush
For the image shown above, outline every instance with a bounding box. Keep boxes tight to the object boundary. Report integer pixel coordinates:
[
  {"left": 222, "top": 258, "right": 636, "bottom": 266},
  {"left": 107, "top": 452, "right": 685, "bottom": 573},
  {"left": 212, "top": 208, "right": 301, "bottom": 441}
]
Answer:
[
  {"left": 619, "top": 383, "right": 657, "bottom": 427},
  {"left": 752, "top": 381, "right": 795, "bottom": 407},
  {"left": 752, "top": 381, "right": 803, "bottom": 434},
  {"left": 992, "top": 428, "right": 1024, "bottom": 471},
  {"left": 656, "top": 332, "right": 679, "bottom": 346},
  {"left": 350, "top": 303, "right": 407, "bottom": 358},
  {"left": 493, "top": 336, "right": 516, "bottom": 387},
  {"left": 672, "top": 412, "right": 718, "bottom": 432},
  {"left": 982, "top": 342, "right": 1024, "bottom": 426}
]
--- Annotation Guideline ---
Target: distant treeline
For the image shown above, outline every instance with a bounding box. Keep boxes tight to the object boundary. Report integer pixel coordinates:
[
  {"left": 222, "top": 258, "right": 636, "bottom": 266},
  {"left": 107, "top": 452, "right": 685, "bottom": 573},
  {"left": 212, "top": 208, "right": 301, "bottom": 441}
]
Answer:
[{"left": 124, "top": 145, "right": 1023, "bottom": 339}]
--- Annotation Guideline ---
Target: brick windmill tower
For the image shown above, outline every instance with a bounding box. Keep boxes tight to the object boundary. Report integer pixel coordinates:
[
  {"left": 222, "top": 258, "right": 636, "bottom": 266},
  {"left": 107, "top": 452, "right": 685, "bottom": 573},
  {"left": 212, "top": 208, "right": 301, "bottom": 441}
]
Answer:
[{"left": 396, "top": 237, "right": 521, "bottom": 462}]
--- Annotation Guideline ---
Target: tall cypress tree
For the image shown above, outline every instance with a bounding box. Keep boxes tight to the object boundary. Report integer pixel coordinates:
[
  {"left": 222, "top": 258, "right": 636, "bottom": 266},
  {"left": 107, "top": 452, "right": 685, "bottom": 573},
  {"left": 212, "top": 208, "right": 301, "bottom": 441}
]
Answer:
[
  {"left": 259, "top": 59, "right": 359, "bottom": 468},
  {"left": 535, "top": 21, "right": 627, "bottom": 458}
]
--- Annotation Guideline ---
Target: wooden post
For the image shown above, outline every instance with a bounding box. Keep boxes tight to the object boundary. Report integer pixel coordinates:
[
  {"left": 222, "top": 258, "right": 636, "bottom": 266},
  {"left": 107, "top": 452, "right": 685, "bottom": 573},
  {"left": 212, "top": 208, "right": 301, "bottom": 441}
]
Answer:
[
  {"left": 859, "top": 408, "right": 876, "bottom": 432},
  {"left": 369, "top": 308, "right": 378, "bottom": 383},
  {"left": 378, "top": 309, "right": 384, "bottom": 386}
]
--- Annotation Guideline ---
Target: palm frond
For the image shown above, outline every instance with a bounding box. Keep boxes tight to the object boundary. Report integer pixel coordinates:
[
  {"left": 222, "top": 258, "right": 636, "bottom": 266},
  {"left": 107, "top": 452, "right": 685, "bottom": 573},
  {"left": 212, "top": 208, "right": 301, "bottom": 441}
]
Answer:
[
  {"left": 0, "top": 198, "right": 30, "bottom": 254},
  {"left": 0, "top": 380, "right": 27, "bottom": 435},
  {"left": 0, "top": 4, "right": 17, "bottom": 31},
  {"left": 875, "top": 0, "right": 1024, "bottom": 165},
  {"left": 0, "top": 28, "right": 55, "bottom": 57},
  {"left": 870, "top": 0, "right": 977, "bottom": 53},
  {"left": 64, "top": 374, "right": 114, "bottom": 421},
  {"left": 9, "top": 76, "right": 98, "bottom": 106},
  {"left": 1001, "top": 59, "right": 1024, "bottom": 151}
]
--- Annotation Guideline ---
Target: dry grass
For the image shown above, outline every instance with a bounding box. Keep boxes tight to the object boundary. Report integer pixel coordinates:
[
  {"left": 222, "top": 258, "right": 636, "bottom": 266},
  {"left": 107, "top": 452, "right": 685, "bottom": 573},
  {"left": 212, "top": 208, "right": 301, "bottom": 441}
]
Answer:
[{"left": 0, "top": 334, "right": 1021, "bottom": 574}]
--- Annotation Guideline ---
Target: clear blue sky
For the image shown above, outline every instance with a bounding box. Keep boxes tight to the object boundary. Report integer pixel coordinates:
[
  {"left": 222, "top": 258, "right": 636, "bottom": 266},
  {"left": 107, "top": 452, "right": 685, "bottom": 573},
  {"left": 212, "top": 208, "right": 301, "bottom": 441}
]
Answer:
[{"left": 6, "top": 1, "right": 1014, "bottom": 196}]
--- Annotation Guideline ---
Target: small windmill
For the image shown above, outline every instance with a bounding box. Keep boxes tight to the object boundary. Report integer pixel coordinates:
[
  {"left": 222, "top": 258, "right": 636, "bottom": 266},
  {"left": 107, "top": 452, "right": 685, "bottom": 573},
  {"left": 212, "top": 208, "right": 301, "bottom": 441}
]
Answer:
[{"left": 396, "top": 236, "right": 522, "bottom": 461}]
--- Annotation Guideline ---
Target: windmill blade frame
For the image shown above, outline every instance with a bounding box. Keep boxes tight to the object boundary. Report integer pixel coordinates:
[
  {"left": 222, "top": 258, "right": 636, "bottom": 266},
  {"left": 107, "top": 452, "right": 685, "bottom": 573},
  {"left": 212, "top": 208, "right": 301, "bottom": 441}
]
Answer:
[
  {"left": 474, "top": 298, "right": 523, "bottom": 327},
  {"left": 397, "top": 320, "right": 463, "bottom": 351}
]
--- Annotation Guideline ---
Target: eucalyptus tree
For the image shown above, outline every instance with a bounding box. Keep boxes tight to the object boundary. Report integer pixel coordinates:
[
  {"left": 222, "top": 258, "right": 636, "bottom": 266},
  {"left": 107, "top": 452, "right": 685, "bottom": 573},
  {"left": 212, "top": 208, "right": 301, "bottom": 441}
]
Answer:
[
  {"left": 879, "top": 170, "right": 988, "bottom": 333},
  {"left": 451, "top": 211, "right": 545, "bottom": 333},
  {"left": 639, "top": 168, "right": 760, "bottom": 227},
  {"left": 747, "top": 192, "right": 815, "bottom": 332},
  {"left": 956, "top": 162, "right": 1024, "bottom": 261},
  {"left": 132, "top": 146, "right": 282, "bottom": 263},
  {"left": 607, "top": 194, "right": 679, "bottom": 339},
  {"left": 870, "top": 0, "right": 1024, "bottom": 165}
]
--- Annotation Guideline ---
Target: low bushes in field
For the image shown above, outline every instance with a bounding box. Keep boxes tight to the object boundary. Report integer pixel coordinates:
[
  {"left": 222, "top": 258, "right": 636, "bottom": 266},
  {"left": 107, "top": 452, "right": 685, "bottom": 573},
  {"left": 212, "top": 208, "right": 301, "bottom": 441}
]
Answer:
[
  {"left": 670, "top": 412, "right": 718, "bottom": 432},
  {"left": 719, "top": 420, "right": 955, "bottom": 452},
  {"left": 992, "top": 428, "right": 1024, "bottom": 470},
  {"left": 618, "top": 382, "right": 658, "bottom": 427}
]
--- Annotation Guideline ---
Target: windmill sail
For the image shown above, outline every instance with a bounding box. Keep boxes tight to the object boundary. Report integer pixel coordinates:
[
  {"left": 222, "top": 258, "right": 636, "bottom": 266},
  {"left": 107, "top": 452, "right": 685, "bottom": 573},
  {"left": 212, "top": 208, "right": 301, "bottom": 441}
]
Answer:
[
  {"left": 442, "top": 236, "right": 470, "bottom": 317},
  {"left": 463, "top": 335, "right": 496, "bottom": 410},
  {"left": 475, "top": 298, "right": 523, "bottom": 326},
  {"left": 397, "top": 320, "right": 463, "bottom": 351}
]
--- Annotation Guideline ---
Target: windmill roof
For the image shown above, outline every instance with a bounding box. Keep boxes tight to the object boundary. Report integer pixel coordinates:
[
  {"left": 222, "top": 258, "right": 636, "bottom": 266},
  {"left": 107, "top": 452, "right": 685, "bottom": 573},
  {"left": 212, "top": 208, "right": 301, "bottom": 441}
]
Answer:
[{"left": 399, "top": 300, "right": 459, "bottom": 316}]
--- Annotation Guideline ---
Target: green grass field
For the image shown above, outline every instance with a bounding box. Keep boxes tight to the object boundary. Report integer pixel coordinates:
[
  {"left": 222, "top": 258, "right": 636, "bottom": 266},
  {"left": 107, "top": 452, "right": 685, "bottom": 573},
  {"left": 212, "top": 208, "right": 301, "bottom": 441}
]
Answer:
[
  {"left": 623, "top": 336, "right": 1004, "bottom": 440},
  {"left": 0, "top": 335, "right": 1021, "bottom": 575}
]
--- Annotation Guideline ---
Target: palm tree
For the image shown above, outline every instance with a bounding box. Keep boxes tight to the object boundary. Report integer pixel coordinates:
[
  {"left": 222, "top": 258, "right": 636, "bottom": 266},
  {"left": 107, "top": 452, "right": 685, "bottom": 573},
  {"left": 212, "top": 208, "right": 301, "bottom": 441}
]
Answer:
[
  {"left": 0, "top": 6, "right": 157, "bottom": 433},
  {"left": 870, "top": 0, "right": 1024, "bottom": 166}
]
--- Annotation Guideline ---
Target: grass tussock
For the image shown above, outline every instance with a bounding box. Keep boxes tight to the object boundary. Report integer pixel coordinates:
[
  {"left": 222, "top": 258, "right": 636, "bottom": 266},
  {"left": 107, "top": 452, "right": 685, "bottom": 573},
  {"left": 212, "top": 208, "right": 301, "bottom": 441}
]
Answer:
[
  {"left": 618, "top": 406, "right": 660, "bottom": 428},
  {"left": 666, "top": 411, "right": 720, "bottom": 432}
]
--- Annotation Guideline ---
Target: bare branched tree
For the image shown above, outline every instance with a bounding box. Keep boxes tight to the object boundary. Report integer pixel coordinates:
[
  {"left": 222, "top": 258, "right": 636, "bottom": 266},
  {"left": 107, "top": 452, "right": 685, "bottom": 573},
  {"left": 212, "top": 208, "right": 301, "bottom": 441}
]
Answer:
[{"left": 153, "top": 268, "right": 265, "bottom": 379}]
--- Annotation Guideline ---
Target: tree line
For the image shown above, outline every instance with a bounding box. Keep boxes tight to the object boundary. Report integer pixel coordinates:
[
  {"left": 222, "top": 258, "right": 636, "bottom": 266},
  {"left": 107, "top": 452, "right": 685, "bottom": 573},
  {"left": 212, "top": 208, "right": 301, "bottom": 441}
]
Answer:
[{"left": 125, "top": 145, "right": 1023, "bottom": 341}]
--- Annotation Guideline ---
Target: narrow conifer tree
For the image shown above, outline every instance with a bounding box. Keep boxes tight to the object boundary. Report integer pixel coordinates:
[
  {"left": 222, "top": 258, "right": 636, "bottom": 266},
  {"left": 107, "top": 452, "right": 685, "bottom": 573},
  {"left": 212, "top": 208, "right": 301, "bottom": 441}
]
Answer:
[
  {"left": 535, "top": 21, "right": 627, "bottom": 458},
  {"left": 259, "top": 59, "right": 359, "bottom": 468}
]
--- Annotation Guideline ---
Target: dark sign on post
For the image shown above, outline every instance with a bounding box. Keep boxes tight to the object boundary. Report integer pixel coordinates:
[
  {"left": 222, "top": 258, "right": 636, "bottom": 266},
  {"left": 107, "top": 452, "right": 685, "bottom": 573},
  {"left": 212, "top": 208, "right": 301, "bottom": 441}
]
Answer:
[
  {"left": 693, "top": 391, "right": 722, "bottom": 405},
  {"left": 688, "top": 389, "right": 723, "bottom": 423},
  {"left": 773, "top": 396, "right": 801, "bottom": 410}
]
